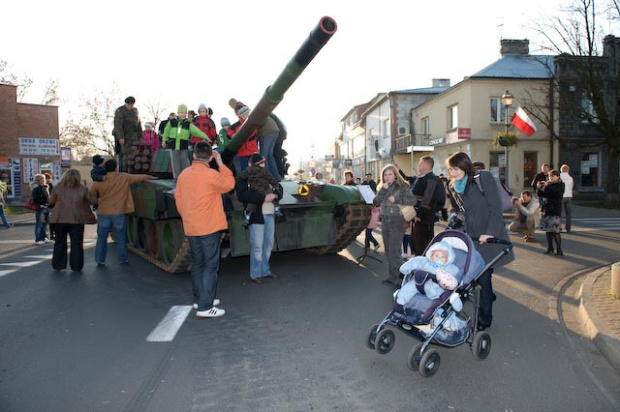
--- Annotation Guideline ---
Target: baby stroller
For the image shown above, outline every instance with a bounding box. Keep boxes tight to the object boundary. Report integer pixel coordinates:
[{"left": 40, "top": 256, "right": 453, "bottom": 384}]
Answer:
[{"left": 365, "top": 229, "right": 512, "bottom": 377}]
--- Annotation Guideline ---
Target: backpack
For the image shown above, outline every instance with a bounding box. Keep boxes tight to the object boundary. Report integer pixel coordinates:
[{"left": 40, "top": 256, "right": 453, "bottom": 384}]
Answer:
[{"left": 473, "top": 171, "right": 513, "bottom": 212}]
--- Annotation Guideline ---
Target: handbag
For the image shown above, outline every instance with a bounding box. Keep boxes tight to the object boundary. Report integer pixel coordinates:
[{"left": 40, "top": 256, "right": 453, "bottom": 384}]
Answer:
[
  {"left": 25, "top": 198, "right": 40, "bottom": 211},
  {"left": 398, "top": 204, "right": 416, "bottom": 222}
]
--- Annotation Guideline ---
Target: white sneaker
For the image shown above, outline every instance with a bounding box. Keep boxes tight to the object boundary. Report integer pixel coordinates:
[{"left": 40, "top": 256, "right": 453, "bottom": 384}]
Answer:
[
  {"left": 193, "top": 299, "right": 220, "bottom": 309},
  {"left": 196, "top": 307, "right": 225, "bottom": 318},
  {"left": 35, "top": 240, "right": 45, "bottom": 245}
]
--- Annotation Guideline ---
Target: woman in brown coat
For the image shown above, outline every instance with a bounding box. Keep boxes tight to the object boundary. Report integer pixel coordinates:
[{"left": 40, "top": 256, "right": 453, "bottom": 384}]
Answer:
[{"left": 48, "top": 169, "right": 97, "bottom": 271}]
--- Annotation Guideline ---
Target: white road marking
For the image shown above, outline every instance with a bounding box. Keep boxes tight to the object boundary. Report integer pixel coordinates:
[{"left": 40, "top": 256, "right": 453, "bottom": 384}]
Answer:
[
  {"left": 25, "top": 255, "right": 53, "bottom": 259},
  {"left": 0, "top": 270, "right": 16, "bottom": 278},
  {"left": 146, "top": 305, "right": 192, "bottom": 342},
  {"left": 0, "top": 240, "right": 41, "bottom": 244},
  {"left": 0, "top": 261, "right": 41, "bottom": 267}
]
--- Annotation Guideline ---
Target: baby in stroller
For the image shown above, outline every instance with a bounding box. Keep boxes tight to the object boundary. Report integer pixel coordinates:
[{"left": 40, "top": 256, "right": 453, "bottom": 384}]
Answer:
[{"left": 396, "top": 241, "right": 461, "bottom": 305}]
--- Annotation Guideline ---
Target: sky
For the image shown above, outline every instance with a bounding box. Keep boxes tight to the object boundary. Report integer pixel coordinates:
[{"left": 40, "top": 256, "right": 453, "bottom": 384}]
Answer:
[{"left": 1, "top": 0, "right": 570, "bottom": 169}]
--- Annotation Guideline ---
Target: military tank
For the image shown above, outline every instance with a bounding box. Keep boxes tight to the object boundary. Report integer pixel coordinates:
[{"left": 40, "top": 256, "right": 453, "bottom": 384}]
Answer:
[{"left": 127, "top": 16, "right": 371, "bottom": 273}]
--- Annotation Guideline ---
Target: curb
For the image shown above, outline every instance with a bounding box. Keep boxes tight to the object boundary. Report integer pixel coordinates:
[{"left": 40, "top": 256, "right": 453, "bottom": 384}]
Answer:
[{"left": 579, "top": 267, "right": 620, "bottom": 375}]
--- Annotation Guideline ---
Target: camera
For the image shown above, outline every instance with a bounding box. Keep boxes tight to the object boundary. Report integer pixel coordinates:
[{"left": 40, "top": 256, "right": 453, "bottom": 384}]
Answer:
[
  {"left": 447, "top": 212, "right": 466, "bottom": 230},
  {"left": 242, "top": 211, "right": 251, "bottom": 228}
]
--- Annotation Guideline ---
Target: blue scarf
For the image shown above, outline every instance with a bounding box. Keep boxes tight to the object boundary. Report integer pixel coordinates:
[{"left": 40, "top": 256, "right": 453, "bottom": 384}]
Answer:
[{"left": 454, "top": 174, "right": 469, "bottom": 194}]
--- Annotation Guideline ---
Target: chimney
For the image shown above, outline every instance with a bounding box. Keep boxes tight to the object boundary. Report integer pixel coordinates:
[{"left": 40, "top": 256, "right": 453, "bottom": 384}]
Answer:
[
  {"left": 500, "top": 39, "right": 529, "bottom": 56},
  {"left": 432, "top": 78, "right": 450, "bottom": 87}
]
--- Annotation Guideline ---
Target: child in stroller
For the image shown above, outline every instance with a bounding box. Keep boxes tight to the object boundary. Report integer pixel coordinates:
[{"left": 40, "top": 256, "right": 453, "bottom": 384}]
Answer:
[
  {"left": 396, "top": 240, "right": 461, "bottom": 305},
  {"left": 366, "top": 230, "right": 512, "bottom": 377}
]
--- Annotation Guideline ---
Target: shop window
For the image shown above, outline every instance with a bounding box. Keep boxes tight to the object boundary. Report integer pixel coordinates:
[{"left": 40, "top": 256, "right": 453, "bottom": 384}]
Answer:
[
  {"left": 580, "top": 152, "right": 600, "bottom": 187},
  {"left": 489, "top": 152, "right": 506, "bottom": 183}
]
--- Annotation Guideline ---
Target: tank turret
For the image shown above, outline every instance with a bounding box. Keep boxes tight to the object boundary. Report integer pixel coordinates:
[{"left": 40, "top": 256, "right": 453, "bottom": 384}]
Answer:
[{"left": 128, "top": 17, "right": 372, "bottom": 273}]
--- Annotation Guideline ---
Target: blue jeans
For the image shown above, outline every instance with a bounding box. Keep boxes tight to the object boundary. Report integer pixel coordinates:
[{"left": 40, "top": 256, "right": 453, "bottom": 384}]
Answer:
[
  {"left": 188, "top": 232, "right": 221, "bottom": 311},
  {"left": 95, "top": 214, "right": 127, "bottom": 264},
  {"left": 562, "top": 197, "right": 572, "bottom": 232},
  {"left": 0, "top": 204, "right": 9, "bottom": 228},
  {"left": 34, "top": 208, "right": 47, "bottom": 242},
  {"left": 233, "top": 155, "right": 251, "bottom": 176},
  {"left": 249, "top": 214, "right": 275, "bottom": 279},
  {"left": 259, "top": 131, "right": 282, "bottom": 181},
  {"left": 365, "top": 228, "right": 378, "bottom": 248}
]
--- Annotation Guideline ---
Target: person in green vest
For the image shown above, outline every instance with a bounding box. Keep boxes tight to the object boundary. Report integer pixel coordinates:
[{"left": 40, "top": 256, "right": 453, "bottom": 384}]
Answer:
[{"left": 162, "top": 104, "right": 208, "bottom": 178}]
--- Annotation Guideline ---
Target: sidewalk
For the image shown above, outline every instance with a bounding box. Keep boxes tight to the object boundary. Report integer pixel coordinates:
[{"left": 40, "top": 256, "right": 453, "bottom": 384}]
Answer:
[{"left": 579, "top": 266, "right": 620, "bottom": 374}]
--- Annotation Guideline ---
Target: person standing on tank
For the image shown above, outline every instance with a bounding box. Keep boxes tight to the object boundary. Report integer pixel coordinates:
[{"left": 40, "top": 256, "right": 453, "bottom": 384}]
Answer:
[
  {"left": 113, "top": 96, "right": 143, "bottom": 172},
  {"left": 162, "top": 104, "right": 209, "bottom": 179},
  {"left": 175, "top": 142, "right": 235, "bottom": 317}
]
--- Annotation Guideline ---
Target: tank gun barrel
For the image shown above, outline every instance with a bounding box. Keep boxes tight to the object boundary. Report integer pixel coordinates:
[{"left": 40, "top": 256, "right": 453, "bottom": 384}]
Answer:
[{"left": 222, "top": 16, "right": 337, "bottom": 165}]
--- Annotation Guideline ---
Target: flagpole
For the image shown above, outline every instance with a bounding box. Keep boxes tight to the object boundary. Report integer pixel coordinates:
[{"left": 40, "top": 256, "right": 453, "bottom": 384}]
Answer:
[{"left": 501, "top": 90, "right": 514, "bottom": 188}]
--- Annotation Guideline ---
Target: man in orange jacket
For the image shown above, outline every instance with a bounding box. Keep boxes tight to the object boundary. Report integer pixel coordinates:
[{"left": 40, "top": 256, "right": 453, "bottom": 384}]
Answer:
[{"left": 175, "top": 142, "right": 235, "bottom": 318}]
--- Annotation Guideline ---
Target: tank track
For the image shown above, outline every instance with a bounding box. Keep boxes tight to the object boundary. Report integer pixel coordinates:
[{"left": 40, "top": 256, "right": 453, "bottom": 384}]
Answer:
[
  {"left": 127, "top": 240, "right": 192, "bottom": 273},
  {"left": 308, "top": 203, "right": 371, "bottom": 254}
]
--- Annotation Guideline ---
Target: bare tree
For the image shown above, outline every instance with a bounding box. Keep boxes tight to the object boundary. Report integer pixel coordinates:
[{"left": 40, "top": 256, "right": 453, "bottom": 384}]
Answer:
[
  {"left": 0, "top": 60, "right": 32, "bottom": 101},
  {"left": 41, "top": 79, "right": 61, "bottom": 106},
  {"left": 530, "top": 0, "right": 620, "bottom": 202},
  {"left": 60, "top": 86, "right": 121, "bottom": 160},
  {"left": 142, "top": 97, "right": 167, "bottom": 129}
]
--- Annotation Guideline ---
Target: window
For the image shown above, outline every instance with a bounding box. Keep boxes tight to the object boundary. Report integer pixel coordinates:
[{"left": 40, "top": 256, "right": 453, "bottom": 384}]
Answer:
[
  {"left": 421, "top": 117, "right": 430, "bottom": 138},
  {"left": 490, "top": 98, "right": 507, "bottom": 123},
  {"left": 381, "top": 118, "right": 389, "bottom": 138},
  {"left": 581, "top": 91, "right": 598, "bottom": 124},
  {"left": 580, "top": 152, "right": 600, "bottom": 187},
  {"left": 448, "top": 105, "right": 458, "bottom": 130}
]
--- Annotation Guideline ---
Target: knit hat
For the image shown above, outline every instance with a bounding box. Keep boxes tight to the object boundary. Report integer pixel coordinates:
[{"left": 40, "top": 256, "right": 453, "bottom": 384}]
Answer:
[
  {"left": 221, "top": 117, "right": 230, "bottom": 126},
  {"left": 92, "top": 155, "right": 105, "bottom": 166},
  {"left": 198, "top": 103, "right": 207, "bottom": 112},
  {"left": 250, "top": 153, "right": 266, "bottom": 166},
  {"left": 238, "top": 106, "right": 250, "bottom": 118},
  {"left": 144, "top": 122, "right": 154, "bottom": 129},
  {"left": 125, "top": 96, "right": 135, "bottom": 104},
  {"left": 178, "top": 104, "right": 188, "bottom": 113}
]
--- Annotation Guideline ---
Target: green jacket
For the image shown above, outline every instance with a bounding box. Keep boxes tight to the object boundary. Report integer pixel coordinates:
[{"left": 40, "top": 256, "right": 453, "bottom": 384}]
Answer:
[
  {"left": 163, "top": 117, "right": 208, "bottom": 150},
  {"left": 217, "top": 128, "right": 231, "bottom": 149}
]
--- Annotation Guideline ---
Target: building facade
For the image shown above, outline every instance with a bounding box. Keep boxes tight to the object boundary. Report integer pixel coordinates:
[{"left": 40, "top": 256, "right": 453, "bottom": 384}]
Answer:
[{"left": 0, "top": 84, "right": 61, "bottom": 202}]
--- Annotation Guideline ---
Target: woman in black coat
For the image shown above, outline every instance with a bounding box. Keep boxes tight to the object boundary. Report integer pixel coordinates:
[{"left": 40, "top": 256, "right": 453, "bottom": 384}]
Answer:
[
  {"left": 536, "top": 169, "right": 565, "bottom": 256},
  {"left": 446, "top": 152, "right": 514, "bottom": 331}
]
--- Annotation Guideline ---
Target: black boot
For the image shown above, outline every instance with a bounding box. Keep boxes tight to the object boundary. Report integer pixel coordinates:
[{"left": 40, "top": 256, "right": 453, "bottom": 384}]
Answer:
[
  {"left": 553, "top": 233, "right": 563, "bottom": 256},
  {"left": 544, "top": 233, "right": 554, "bottom": 254}
]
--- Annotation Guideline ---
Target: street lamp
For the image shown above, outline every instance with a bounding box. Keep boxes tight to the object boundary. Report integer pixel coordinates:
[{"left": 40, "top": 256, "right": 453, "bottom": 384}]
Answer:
[{"left": 500, "top": 90, "right": 514, "bottom": 187}]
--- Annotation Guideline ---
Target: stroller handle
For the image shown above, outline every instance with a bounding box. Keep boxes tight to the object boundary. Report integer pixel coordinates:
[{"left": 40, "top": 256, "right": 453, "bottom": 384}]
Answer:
[{"left": 486, "top": 238, "right": 513, "bottom": 247}]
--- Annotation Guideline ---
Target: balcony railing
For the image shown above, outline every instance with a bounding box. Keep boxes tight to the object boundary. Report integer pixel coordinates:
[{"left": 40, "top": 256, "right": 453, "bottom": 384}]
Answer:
[{"left": 394, "top": 134, "right": 412, "bottom": 151}]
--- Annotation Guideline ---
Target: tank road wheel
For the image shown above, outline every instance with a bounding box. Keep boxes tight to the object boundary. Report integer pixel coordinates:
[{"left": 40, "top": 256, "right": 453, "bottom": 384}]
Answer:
[
  {"left": 374, "top": 329, "right": 395, "bottom": 355},
  {"left": 407, "top": 343, "right": 424, "bottom": 371},
  {"left": 308, "top": 203, "right": 371, "bottom": 255},
  {"left": 127, "top": 214, "right": 138, "bottom": 247},
  {"left": 472, "top": 332, "right": 492, "bottom": 360},
  {"left": 419, "top": 349, "right": 440, "bottom": 377},
  {"left": 366, "top": 324, "right": 380, "bottom": 350},
  {"left": 161, "top": 220, "right": 185, "bottom": 265}
]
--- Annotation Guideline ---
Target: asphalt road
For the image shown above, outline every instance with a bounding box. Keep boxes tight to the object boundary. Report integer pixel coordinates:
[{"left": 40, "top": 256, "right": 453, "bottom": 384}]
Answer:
[{"left": 0, "top": 210, "right": 619, "bottom": 412}]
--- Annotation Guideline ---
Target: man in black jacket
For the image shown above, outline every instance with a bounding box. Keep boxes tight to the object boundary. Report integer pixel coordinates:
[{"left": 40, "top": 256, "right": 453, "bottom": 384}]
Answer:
[{"left": 411, "top": 156, "right": 442, "bottom": 256}]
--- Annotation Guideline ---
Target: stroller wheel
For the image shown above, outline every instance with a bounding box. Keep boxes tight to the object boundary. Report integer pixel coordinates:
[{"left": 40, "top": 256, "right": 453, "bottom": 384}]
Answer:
[
  {"left": 366, "top": 324, "right": 380, "bottom": 350},
  {"left": 407, "top": 343, "right": 423, "bottom": 371},
  {"left": 472, "top": 331, "right": 492, "bottom": 360},
  {"left": 419, "top": 349, "right": 441, "bottom": 377},
  {"left": 375, "top": 329, "right": 396, "bottom": 355}
]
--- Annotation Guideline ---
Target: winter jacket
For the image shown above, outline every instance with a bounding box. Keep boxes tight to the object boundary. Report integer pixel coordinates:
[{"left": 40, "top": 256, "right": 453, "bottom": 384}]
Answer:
[
  {"left": 372, "top": 181, "right": 416, "bottom": 219},
  {"left": 448, "top": 171, "right": 515, "bottom": 266},
  {"left": 90, "top": 172, "right": 153, "bottom": 215},
  {"left": 537, "top": 181, "right": 564, "bottom": 217},
  {"left": 412, "top": 172, "right": 441, "bottom": 224},
  {"left": 230, "top": 118, "right": 259, "bottom": 157},
  {"left": 113, "top": 105, "right": 142, "bottom": 144},
  {"left": 236, "top": 168, "right": 283, "bottom": 226},
  {"left": 174, "top": 160, "right": 235, "bottom": 236},
  {"left": 32, "top": 184, "right": 49, "bottom": 207},
  {"left": 191, "top": 116, "right": 217, "bottom": 145},
  {"left": 142, "top": 129, "right": 161, "bottom": 152},
  {"left": 217, "top": 128, "right": 233, "bottom": 149},
  {"left": 163, "top": 117, "right": 208, "bottom": 151},
  {"left": 48, "top": 185, "right": 97, "bottom": 224}
]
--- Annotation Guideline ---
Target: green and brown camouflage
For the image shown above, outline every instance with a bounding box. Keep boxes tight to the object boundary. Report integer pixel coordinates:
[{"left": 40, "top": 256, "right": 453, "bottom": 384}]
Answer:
[{"left": 128, "top": 17, "right": 371, "bottom": 273}]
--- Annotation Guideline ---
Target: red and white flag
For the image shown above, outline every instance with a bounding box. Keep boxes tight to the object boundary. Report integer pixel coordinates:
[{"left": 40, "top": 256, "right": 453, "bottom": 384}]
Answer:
[{"left": 511, "top": 107, "right": 537, "bottom": 137}]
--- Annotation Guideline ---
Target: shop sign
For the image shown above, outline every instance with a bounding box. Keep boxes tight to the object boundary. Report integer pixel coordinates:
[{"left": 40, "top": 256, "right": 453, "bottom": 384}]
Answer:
[{"left": 19, "top": 138, "right": 60, "bottom": 156}]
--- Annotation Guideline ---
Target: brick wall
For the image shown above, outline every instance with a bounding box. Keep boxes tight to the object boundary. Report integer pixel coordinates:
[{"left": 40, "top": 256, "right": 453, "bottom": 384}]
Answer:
[{"left": 0, "top": 84, "right": 19, "bottom": 157}]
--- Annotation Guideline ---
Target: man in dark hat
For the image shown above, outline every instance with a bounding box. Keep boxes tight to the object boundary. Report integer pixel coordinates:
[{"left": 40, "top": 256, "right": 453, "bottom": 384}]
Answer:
[{"left": 113, "top": 96, "right": 142, "bottom": 172}]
